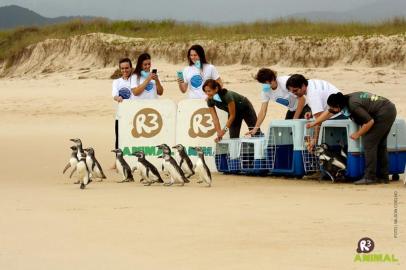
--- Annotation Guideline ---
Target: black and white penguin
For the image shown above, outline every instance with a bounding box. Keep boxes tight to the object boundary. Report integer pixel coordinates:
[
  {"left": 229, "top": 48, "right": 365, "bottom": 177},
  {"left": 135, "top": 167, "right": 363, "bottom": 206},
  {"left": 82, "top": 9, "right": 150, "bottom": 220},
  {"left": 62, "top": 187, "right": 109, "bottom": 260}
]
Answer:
[
  {"left": 314, "top": 143, "right": 347, "bottom": 182},
  {"left": 191, "top": 146, "right": 212, "bottom": 187},
  {"left": 172, "top": 144, "right": 195, "bottom": 178},
  {"left": 132, "top": 151, "right": 164, "bottom": 186},
  {"left": 76, "top": 153, "right": 91, "bottom": 189},
  {"left": 84, "top": 147, "right": 106, "bottom": 181},
  {"left": 63, "top": 146, "right": 79, "bottom": 178},
  {"left": 158, "top": 152, "right": 189, "bottom": 186},
  {"left": 156, "top": 143, "right": 172, "bottom": 173},
  {"left": 70, "top": 138, "right": 85, "bottom": 159},
  {"left": 111, "top": 149, "right": 134, "bottom": 183}
]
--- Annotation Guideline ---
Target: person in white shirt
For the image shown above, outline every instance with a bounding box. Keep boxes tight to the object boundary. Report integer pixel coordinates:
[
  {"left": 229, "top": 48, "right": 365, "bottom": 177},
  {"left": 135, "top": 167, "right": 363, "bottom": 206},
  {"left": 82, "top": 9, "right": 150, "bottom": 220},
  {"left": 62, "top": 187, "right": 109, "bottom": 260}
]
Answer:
[
  {"left": 131, "top": 53, "right": 164, "bottom": 98},
  {"left": 111, "top": 57, "right": 136, "bottom": 168},
  {"left": 177, "top": 44, "right": 223, "bottom": 99},
  {"left": 286, "top": 74, "right": 346, "bottom": 151},
  {"left": 246, "top": 68, "right": 310, "bottom": 136}
]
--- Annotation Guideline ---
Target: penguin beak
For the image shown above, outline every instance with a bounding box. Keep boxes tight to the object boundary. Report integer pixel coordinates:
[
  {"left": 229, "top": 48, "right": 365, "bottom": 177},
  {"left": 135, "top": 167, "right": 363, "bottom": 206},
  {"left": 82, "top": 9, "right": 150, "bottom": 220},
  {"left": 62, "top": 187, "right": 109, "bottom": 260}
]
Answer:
[
  {"left": 157, "top": 155, "right": 163, "bottom": 158},
  {"left": 111, "top": 149, "right": 117, "bottom": 153}
]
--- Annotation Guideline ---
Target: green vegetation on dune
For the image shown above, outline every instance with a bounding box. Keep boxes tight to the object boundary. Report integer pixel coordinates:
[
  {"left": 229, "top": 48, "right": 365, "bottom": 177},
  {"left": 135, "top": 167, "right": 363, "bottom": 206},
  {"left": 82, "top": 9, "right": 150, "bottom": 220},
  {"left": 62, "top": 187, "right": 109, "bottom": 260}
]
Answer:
[{"left": 1, "top": 18, "right": 406, "bottom": 63}]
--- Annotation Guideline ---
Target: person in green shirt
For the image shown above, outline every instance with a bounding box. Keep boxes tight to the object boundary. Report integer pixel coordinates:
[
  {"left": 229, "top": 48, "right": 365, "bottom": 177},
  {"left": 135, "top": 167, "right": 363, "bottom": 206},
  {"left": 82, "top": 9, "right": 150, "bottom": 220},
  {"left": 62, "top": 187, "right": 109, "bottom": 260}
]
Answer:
[
  {"left": 203, "top": 79, "right": 261, "bottom": 142},
  {"left": 307, "top": 92, "right": 397, "bottom": 185}
]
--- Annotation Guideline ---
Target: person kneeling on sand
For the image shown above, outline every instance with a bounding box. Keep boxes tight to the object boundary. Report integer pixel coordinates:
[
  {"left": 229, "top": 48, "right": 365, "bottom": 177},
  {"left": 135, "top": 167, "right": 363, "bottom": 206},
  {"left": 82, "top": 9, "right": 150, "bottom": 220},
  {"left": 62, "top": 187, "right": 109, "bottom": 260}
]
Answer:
[
  {"left": 246, "top": 68, "right": 311, "bottom": 136},
  {"left": 307, "top": 92, "right": 397, "bottom": 185},
  {"left": 131, "top": 53, "right": 164, "bottom": 99},
  {"left": 203, "top": 79, "right": 261, "bottom": 142}
]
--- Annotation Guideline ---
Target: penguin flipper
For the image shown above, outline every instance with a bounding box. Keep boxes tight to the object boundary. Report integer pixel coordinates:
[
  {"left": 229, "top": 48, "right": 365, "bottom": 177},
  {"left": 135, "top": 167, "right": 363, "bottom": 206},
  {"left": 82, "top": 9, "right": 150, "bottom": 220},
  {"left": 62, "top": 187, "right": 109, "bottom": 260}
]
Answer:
[
  {"left": 95, "top": 161, "right": 106, "bottom": 178},
  {"left": 63, "top": 163, "right": 71, "bottom": 174},
  {"left": 69, "top": 167, "right": 77, "bottom": 178}
]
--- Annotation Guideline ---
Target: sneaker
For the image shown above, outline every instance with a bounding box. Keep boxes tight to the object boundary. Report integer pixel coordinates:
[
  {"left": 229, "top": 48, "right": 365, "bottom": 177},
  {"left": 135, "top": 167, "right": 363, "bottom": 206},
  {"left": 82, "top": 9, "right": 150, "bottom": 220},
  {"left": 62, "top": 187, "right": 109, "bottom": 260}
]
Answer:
[{"left": 354, "top": 178, "right": 378, "bottom": 185}]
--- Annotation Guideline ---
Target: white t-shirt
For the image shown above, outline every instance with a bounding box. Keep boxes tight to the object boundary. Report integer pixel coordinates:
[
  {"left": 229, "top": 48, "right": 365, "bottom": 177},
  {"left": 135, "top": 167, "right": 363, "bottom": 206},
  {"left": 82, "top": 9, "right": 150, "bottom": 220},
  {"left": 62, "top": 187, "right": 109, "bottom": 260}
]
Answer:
[
  {"left": 306, "top": 79, "right": 340, "bottom": 115},
  {"left": 261, "top": 76, "right": 300, "bottom": 111},
  {"left": 112, "top": 75, "right": 136, "bottom": 119},
  {"left": 131, "top": 74, "right": 159, "bottom": 99},
  {"left": 183, "top": 64, "right": 220, "bottom": 99}
]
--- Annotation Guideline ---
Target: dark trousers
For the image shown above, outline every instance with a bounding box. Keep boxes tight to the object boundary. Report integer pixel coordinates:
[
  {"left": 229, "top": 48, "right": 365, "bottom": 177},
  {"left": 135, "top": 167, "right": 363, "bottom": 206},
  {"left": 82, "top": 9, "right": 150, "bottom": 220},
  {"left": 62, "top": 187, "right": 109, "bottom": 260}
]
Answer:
[
  {"left": 115, "top": 120, "right": 119, "bottom": 150},
  {"left": 363, "top": 103, "right": 397, "bottom": 179},
  {"left": 285, "top": 104, "right": 312, "bottom": 119},
  {"left": 229, "top": 100, "right": 260, "bottom": 138}
]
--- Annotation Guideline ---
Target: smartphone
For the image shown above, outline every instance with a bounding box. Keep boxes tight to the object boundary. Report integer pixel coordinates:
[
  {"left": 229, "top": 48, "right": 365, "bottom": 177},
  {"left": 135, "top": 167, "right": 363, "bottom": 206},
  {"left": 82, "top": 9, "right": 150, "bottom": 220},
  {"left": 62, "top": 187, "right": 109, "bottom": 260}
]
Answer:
[
  {"left": 176, "top": 71, "right": 184, "bottom": 80},
  {"left": 152, "top": 69, "right": 157, "bottom": 74}
]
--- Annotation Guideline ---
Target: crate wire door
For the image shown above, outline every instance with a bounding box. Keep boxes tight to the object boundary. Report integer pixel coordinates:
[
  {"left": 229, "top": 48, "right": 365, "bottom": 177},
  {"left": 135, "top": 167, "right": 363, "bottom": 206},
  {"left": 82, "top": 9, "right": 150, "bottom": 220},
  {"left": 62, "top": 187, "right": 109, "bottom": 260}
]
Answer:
[
  {"left": 302, "top": 125, "right": 320, "bottom": 173},
  {"left": 215, "top": 139, "right": 241, "bottom": 173},
  {"left": 239, "top": 136, "right": 273, "bottom": 173}
]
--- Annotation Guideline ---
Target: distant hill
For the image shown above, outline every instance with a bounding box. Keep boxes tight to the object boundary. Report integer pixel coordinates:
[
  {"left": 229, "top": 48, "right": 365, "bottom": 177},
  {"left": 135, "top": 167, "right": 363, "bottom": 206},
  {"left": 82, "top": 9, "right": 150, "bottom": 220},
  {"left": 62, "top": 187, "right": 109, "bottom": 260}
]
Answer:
[
  {"left": 0, "top": 5, "right": 100, "bottom": 30},
  {"left": 287, "top": 0, "right": 406, "bottom": 22}
]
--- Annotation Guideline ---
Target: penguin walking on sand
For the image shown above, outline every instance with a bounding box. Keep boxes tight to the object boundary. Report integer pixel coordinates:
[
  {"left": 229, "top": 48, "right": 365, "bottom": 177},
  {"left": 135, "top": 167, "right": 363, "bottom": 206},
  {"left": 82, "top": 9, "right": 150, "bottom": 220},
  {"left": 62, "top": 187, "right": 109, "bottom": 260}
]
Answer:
[
  {"left": 158, "top": 152, "right": 189, "bottom": 186},
  {"left": 156, "top": 143, "right": 171, "bottom": 171},
  {"left": 172, "top": 144, "right": 195, "bottom": 178},
  {"left": 63, "top": 146, "right": 79, "bottom": 178},
  {"left": 111, "top": 149, "right": 134, "bottom": 183},
  {"left": 70, "top": 138, "right": 85, "bottom": 159},
  {"left": 76, "top": 153, "right": 91, "bottom": 189},
  {"left": 84, "top": 147, "right": 106, "bottom": 181},
  {"left": 192, "top": 147, "right": 212, "bottom": 187},
  {"left": 132, "top": 151, "right": 164, "bottom": 186}
]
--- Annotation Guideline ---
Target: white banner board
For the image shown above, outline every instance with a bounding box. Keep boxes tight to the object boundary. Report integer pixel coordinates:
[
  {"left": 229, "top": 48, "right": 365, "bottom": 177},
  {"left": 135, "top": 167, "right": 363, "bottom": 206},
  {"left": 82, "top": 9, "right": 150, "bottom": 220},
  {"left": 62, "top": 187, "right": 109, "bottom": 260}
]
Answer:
[
  {"left": 176, "top": 99, "right": 228, "bottom": 171},
  {"left": 118, "top": 99, "right": 177, "bottom": 170}
]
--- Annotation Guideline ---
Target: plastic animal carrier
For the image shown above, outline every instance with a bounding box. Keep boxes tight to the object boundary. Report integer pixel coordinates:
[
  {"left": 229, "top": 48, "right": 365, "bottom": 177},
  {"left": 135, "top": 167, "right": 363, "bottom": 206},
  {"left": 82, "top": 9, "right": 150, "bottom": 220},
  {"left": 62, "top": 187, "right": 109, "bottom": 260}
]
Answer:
[
  {"left": 215, "top": 139, "right": 241, "bottom": 173},
  {"left": 267, "top": 119, "right": 308, "bottom": 177},
  {"left": 318, "top": 118, "right": 406, "bottom": 180},
  {"left": 239, "top": 136, "right": 272, "bottom": 175}
]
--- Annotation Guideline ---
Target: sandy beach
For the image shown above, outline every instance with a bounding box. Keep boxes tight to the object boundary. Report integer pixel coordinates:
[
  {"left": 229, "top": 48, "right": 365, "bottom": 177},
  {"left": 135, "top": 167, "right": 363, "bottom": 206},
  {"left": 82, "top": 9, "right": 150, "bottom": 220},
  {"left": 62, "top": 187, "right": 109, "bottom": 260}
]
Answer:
[{"left": 0, "top": 62, "right": 405, "bottom": 269}]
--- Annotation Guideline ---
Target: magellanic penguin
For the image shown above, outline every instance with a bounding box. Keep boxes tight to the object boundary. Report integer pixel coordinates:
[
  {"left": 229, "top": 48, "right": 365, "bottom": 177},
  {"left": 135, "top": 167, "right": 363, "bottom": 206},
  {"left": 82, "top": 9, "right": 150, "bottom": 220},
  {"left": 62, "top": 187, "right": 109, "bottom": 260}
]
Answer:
[
  {"left": 172, "top": 144, "right": 195, "bottom": 178},
  {"left": 132, "top": 151, "right": 164, "bottom": 186},
  {"left": 158, "top": 152, "right": 189, "bottom": 186},
  {"left": 76, "top": 153, "right": 91, "bottom": 189},
  {"left": 111, "top": 149, "right": 134, "bottom": 183},
  {"left": 314, "top": 143, "right": 347, "bottom": 183},
  {"left": 84, "top": 147, "right": 106, "bottom": 181},
  {"left": 70, "top": 138, "right": 85, "bottom": 159},
  {"left": 191, "top": 147, "right": 212, "bottom": 187},
  {"left": 63, "top": 146, "right": 79, "bottom": 178},
  {"left": 156, "top": 143, "right": 172, "bottom": 177}
]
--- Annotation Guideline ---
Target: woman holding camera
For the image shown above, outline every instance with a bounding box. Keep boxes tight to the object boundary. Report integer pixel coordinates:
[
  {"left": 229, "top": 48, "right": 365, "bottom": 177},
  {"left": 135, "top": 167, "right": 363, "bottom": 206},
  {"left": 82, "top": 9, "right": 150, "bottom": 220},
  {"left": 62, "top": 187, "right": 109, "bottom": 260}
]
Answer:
[{"left": 132, "top": 53, "right": 164, "bottom": 99}]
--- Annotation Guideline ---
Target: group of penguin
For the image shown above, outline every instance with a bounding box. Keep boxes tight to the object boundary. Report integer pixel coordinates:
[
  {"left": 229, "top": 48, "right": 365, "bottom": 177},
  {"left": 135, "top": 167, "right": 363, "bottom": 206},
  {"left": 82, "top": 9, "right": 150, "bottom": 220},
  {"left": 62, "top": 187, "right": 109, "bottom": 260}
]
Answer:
[
  {"left": 63, "top": 139, "right": 212, "bottom": 189},
  {"left": 63, "top": 138, "right": 107, "bottom": 189},
  {"left": 113, "top": 143, "right": 212, "bottom": 187}
]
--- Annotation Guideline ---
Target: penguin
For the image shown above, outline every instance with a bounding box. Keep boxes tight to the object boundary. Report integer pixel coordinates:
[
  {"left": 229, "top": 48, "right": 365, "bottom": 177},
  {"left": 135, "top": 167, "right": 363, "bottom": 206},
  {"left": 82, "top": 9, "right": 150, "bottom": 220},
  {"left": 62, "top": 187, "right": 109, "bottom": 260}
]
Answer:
[
  {"left": 191, "top": 146, "right": 212, "bottom": 187},
  {"left": 172, "top": 144, "right": 195, "bottom": 178},
  {"left": 76, "top": 153, "right": 91, "bottom": 189},
  {"left": 314, "top": 143, "right": 347, "bottom": 182},
  {"left": 111, "top": 149, "right": 134, "bottom": 183},
  {"left": 132, "top": 151, "right": 164, "bottom": 186},
  {"left": 84, "top": 147, "right": 106, "bottom": 181},
  {"left": 158, "top": 152, "right": 189, "bottom": 186},
  {"left": 156, "top": 143, "right": 172, "bottom": 173},
  {"left": 70, "top": 138, "right": 85, "bottom": 159},
  {"left": 63, "top": 146, "right": 79, "bottom": 178}
]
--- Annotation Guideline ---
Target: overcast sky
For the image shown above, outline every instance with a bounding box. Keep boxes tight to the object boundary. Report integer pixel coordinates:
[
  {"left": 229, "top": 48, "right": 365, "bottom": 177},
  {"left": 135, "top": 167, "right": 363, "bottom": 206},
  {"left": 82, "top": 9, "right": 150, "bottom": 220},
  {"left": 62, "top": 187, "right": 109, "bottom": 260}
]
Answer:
[{"left": 0, "top": 0, "right": 381, "bottom": 22}]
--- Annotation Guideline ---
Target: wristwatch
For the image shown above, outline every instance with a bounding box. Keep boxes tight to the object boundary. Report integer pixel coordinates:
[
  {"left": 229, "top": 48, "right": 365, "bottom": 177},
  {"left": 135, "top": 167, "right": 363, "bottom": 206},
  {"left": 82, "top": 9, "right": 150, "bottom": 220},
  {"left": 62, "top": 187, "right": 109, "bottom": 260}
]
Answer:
[{"left": 223, "top": 126, "right": 229, "bottom": 133}]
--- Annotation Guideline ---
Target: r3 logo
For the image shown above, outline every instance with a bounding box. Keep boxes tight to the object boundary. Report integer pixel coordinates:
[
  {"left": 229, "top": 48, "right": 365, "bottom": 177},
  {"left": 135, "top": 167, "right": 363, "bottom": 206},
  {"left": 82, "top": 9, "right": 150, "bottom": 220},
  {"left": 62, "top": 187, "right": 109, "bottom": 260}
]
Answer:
[
  {"left": 132, "top": 108, "right": 163, "bottom": 138},
  {"left": 188, "top": 108, "right": 216, "bottom": 138},
  {"left": 356, "top": 237, "right": 375, "bottom": 253}
]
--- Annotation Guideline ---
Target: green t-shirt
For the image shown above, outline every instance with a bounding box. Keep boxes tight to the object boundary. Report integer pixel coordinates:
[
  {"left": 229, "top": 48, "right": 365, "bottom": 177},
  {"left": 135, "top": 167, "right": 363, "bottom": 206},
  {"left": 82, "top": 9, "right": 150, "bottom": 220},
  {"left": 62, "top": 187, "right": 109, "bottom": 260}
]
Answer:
[
  {"left": 347, "top": 92, "right": 392, "bottom": 125},
  {"left": 207, "top": 89, "right": 248, "bottom": 113}
]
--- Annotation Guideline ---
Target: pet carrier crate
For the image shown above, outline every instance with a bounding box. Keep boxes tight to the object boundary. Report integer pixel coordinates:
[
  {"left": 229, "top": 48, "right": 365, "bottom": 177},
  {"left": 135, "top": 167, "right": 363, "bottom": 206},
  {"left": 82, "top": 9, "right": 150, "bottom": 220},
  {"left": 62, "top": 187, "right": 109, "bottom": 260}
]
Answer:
[
  {"left": 215, "top": 138, "right": 241, "bottom": 174},
  {"left": 239, "top": 136, "right": 272, "bottom": 175},
  {"left": 267, "top": 119, "right": 307, "bottom": 177},
  {"left": 318, "top": 119, "right": 362, "bottom": 179},
  {"left": 387, "top": 118, "right": 406, "bottom": 180}
]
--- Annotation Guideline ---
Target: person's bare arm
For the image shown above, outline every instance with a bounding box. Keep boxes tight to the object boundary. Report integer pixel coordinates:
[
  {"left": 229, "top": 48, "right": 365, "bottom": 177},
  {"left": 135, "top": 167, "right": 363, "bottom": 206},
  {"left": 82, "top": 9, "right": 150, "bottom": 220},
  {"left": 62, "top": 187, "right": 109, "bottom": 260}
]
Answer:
[
  {"left": 292, "top": 96, "right": 306, "bottom": 119},
  {"left": 351, "top": 119, "right": 374, "bottom": 140},
  {"left": 246, "top": 102, "right": 268, "bottom": 135}
]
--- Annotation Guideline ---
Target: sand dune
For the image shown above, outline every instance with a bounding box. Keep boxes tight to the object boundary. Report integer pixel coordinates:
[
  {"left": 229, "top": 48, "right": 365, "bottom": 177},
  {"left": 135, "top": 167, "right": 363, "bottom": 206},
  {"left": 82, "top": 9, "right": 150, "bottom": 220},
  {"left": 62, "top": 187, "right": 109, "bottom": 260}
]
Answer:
[{"left": 2, "top": 33, "right": 406, "bottom": 77}]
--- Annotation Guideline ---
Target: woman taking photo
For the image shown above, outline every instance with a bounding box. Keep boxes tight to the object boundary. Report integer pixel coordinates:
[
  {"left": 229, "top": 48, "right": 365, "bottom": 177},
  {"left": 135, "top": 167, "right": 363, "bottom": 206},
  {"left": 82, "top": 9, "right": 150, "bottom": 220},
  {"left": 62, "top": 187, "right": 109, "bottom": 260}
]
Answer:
[
  {"left": 178, "top": 44, "right": 223, "bottom": 99},
  {"left": 132, "top": 53, "right": 164, "bottom": 99},
  {"left": 203, "top": 79, "right": 261, "bottom": 142}
]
